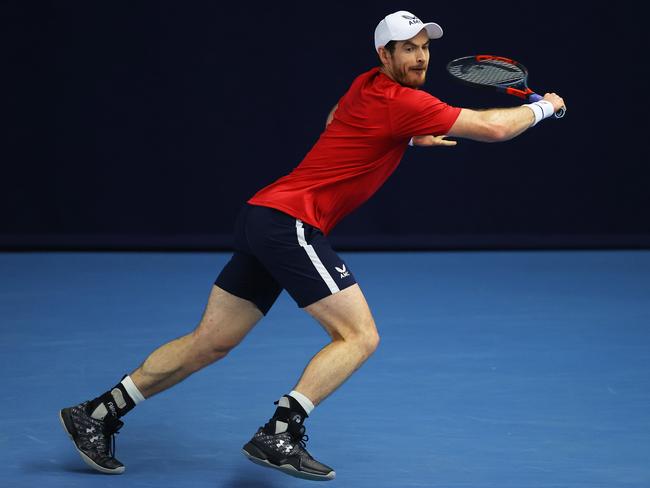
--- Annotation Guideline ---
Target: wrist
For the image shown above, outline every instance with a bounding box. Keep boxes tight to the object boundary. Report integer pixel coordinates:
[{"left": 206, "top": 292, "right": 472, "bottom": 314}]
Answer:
[{"left": 523, "top": 100, "right": 554, "bottom": 126}]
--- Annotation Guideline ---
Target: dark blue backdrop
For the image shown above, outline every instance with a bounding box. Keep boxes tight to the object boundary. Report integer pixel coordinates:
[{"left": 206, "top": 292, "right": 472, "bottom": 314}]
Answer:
[{"left": 3, "top": 1, "right": 649, "bottom": 249}]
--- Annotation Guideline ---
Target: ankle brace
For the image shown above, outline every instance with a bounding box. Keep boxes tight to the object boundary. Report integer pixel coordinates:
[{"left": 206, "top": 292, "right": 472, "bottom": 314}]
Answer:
[
  {"left": 267, "top": 395, "right": 308, "bottom": 435},
  {"left": 88, "top": 375, "right": 139, "bottom": 420}
]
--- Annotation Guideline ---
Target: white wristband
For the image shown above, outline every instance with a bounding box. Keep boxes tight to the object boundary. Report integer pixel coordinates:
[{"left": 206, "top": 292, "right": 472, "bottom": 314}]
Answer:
[
  {"left": 523, "top": 100, "right": 554, "bottom": 126},
  {"left": 408, "top": 137, "right": 414, "bottom": 146}
]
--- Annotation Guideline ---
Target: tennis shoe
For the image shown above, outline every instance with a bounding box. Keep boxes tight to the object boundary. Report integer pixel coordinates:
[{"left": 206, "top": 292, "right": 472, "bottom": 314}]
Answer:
[
  {"left": 242, "top": 419, "right": 335, "bottom": 481},
  {"left": 59, "top": 401, "right": 125, "bottom": 474}
]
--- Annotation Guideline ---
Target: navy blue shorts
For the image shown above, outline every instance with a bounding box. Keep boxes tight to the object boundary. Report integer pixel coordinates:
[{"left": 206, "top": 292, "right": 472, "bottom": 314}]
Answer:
[{"left": 215, "top": 203, "right": 357, "bottom": 315}]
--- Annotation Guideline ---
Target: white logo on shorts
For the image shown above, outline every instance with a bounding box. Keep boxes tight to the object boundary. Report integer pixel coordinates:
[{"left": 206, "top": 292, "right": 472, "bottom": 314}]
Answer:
[{"left": 335, "top": 264, "right": 350, "bottom": 278}]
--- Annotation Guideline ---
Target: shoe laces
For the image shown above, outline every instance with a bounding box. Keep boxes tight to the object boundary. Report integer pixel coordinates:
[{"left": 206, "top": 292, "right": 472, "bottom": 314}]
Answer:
[
  {"left": 288, "top": 421, "right": 309, "bottom": 449},
  {"left": 101, "top": 416, "right": 124, "bottom": 458},
  {"left": 296, "top": 432, "right": 309, "bottom": 449}
]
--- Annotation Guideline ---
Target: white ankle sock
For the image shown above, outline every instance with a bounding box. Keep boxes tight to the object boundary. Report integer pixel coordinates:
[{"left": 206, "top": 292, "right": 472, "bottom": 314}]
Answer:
[
  {"left": 121, "top": 375, "right": 146, "bottom": 404},
  {"left": 289, "top": 390, "right": 315, "bottom": 416}
]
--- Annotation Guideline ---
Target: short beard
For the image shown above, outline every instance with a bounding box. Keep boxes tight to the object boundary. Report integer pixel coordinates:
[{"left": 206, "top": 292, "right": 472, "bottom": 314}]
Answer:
[{"left": 397, "top": 70, "right": 426, "bottom": 88}]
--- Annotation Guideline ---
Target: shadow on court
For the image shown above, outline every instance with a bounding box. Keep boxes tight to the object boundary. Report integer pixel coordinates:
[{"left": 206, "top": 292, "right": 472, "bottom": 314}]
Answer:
[
  {"left": 22, "top": 460, "right": 107, "bottom": 475},
  {"left": 222, "top": 470, "right": 286, "bottom": 488}
]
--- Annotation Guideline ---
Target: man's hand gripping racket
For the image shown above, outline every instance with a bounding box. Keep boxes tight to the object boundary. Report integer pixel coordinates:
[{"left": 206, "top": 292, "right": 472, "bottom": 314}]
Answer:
[{"left": 446, "top": 54, "right": 566, "bottom": 118}]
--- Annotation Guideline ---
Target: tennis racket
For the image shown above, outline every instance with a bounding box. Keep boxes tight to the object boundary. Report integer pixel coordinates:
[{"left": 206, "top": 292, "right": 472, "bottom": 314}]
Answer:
[{"left": 446, "top": 55, "right": 565, "bottom": 118}]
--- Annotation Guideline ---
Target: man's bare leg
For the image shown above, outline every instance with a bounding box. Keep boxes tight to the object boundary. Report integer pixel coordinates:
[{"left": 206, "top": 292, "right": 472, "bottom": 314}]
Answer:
[
  {"left": 241, "top": 284, "right": 378, "bottom": 481},
  {"left": 130, "top": 285, "right": 264, "bottom": 398},
  {"left": 60, "top": 285, "right": 264, "bottom": 474},
  {"left": 294, "top": 283, "right": 380, "bottom": 405}
]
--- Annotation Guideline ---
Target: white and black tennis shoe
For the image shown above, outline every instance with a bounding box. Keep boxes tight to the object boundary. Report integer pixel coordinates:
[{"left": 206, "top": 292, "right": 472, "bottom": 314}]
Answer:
[
  {"left": 59, "top": 401, "right": 125, "bottom": 474},
  {"left": 242, "top": 422, "right": 335, "bottom": 481}
]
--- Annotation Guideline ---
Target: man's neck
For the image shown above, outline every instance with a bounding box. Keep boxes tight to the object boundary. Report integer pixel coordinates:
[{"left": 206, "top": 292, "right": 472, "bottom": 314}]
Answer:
[{"left": 378, "top": 66, "right": 397, "bottom": 83}]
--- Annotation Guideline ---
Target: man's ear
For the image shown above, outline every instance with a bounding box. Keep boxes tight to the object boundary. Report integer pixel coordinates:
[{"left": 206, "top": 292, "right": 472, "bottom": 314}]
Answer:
[{"left": 377, "top": 46, "right": 391, "bottom": 66}]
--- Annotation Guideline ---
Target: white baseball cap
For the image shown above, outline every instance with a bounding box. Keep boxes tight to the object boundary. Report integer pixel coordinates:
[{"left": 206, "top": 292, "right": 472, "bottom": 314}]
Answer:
[{"left": 374, "top": 11, "right": 443, "bottom": 52}]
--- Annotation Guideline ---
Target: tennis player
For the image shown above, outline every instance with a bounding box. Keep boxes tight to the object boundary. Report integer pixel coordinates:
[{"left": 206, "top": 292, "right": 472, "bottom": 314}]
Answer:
[{"left": 59, "top": 10, "right": 565, "bottom": 481}]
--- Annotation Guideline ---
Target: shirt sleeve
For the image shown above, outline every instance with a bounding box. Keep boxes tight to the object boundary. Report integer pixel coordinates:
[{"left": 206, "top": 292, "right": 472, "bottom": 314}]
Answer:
[{"left": 389, "top": 89, "right": 461, "bottom": 139}]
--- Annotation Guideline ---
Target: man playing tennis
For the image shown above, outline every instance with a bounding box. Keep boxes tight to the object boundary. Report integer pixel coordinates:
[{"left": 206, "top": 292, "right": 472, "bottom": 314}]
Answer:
[{"left": 59, "top": 10, "right": 565, "bottom": 481}]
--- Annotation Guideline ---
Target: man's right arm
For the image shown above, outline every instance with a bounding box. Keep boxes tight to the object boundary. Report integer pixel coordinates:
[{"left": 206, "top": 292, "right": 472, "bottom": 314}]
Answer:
[{"left": 447, "top": 93, "right": 565, "bottom": 143}]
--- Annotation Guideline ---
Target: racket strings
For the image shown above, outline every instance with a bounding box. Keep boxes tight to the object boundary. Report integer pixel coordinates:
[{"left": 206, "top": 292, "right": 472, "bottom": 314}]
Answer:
[{"left": 448, "top": 60, "right": 525, "bottom": 86}]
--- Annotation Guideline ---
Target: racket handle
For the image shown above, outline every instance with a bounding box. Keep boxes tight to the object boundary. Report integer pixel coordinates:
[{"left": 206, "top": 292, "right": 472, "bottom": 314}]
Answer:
[{"left": 528, "top": 93, "right": 565, "bottom": 119}]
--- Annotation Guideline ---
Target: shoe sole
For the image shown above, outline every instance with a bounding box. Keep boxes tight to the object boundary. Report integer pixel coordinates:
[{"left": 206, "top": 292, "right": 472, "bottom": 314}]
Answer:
[
  {"left": 241, "top": 444, "right": 335, "bottom": 481},
  {"left": 58, "top": 409, "right": 125, "bottom": 475}
]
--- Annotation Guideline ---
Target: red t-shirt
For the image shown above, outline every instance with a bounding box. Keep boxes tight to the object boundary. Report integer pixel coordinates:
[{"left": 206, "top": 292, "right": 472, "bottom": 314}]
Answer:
[{"left": 248, "top": 67, "right": 461, "bottom": 235}]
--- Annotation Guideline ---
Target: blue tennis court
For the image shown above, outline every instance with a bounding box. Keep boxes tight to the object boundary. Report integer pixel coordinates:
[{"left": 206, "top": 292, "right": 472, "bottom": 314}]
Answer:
[{"left": 2, "top": 250, "right": 649, "bottom": 487}]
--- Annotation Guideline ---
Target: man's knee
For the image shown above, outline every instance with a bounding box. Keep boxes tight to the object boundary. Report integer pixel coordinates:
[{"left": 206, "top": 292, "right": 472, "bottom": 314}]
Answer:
[
  {"left": 196, "top": 330, "right": 238, "bottom": 360},
  {"left": 304, "top": 284, "right": 379, "bottom": 357},
  {"left": 357, "top": 319, "right": 380, "bottom": 358},
  {"left": 188, "top": 286, "right": 263, "bottom": 368},
  {"left": 368, "top": 325, "right": 380, "bottom": 354},
  {"left": 337, "top": 317, "right": 380, "bottom": 359},
  {"left": 189, "top": 322, "right": 239, "bottom": 368}
]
